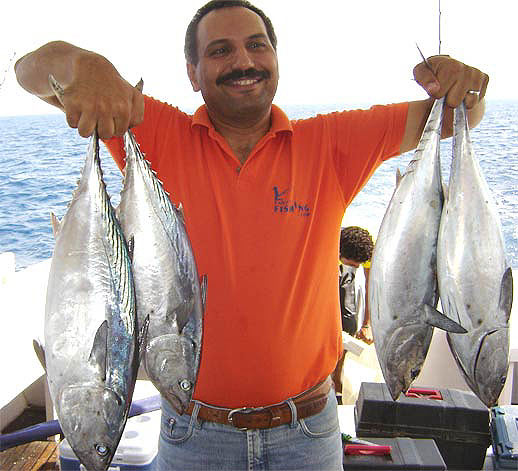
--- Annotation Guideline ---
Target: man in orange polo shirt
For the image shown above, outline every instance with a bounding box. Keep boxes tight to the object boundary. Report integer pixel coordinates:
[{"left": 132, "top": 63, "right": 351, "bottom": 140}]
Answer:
[{"left": 15, "top": 1, "right": 488, "bottom": 469}]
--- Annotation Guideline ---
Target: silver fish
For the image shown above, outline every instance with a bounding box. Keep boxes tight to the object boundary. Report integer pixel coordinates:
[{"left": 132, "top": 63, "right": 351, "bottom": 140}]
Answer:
[
  {"left": 437, "top": 102, "right": 513, "bottom": 407},
  {"left": 118, "top": 131, "right": 205, "bottom": 414},
  {"left": 45, "top": 132, "right": 138, "bottom": 471},
  {"left": 369, "top": 98, "right": 466, "bottom": 401}
]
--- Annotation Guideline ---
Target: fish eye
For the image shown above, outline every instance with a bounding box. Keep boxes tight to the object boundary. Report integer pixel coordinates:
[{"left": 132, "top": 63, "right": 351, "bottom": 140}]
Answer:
[
  {"left": 95, "top": 444, "right": 110, "bottom": 457},
  {"left": 179, "top": 379, "right": 192, "bottom": 391}
]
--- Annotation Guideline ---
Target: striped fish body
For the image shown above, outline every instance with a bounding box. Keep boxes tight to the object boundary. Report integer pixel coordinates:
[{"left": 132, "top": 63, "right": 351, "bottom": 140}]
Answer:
[
  {"left": 438, "top": 103, "right": 513, "bottom": 407},
  {"left": 369, "top": 98, "right": 464, "bottom": 400},
  {"left": 118, "top": 131, "right": 204, "bottom": 414},
  {"left": 45, "top": 133, "right": 137, "bottom": 471}
]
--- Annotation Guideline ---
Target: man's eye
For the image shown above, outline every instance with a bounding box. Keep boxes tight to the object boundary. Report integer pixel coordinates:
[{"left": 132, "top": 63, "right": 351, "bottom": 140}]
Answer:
[
  {"left": 249, "top": 42, "right": 266, "bottom": 49},
  {"left": 210, "top": 47, "right": 228, "bottom": 56}
]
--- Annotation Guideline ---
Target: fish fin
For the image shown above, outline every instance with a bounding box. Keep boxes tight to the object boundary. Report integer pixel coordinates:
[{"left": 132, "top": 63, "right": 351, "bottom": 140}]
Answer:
[
  {"left": 50, "top": 212, "right": 61, "bottom": 238},
  {"left": 123, "top": 131, "right": 131, "bottom": 161},
  {"left": 138, "top": 315, "right": 150, "bottom": 364},
  {"left": 395, "top": 168, "right": 402, "bottom": 186},
  {"left": 200, "top": 275, "right": 208, "bottom": 312},
  {"left": 499, "top": 267, "right": 513, "bottom": 323},
  {"left": 446, "top": 332, "right": 479, "bottom": 393},
  {"left": 48, "top": 74, "right": 65, "bottom": 107},
  {"left": 89, "top": 320, "right": 108, "bottom": 382},
  {"left": 423, "top": 304, "right": 467, "bottom": 333},
  {"left": 177, "top": 203, "right": 186, "bottom": 224},
  {"left": 127, "top": 235, "right": 135, "bottom": 262},
  {"left": 442, "top": 181, "right": 449, "bottom": 201},
  {"left": 32, "top": 338, "right": 47, "bottom": 372}
]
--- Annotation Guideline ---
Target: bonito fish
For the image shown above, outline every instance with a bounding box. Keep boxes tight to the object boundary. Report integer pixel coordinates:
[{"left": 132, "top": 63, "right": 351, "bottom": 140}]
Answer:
[
  {"left": 118, "top": 131, "right": 205, "bottom": 414},
  {"left": 437, "top": 102, "right": 513, "bottom": 407},
  {"left": 369, "top": 98, "right": 466, "bottom": 400},
  {"left": 45, "top": 132, "right": 138, "bottom": 471}
]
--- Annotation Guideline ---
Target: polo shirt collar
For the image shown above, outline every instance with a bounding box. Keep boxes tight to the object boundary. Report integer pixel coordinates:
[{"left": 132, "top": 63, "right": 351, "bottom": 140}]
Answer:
[{"left": 191, "top": 104, "right": 293, "bottom": 135}]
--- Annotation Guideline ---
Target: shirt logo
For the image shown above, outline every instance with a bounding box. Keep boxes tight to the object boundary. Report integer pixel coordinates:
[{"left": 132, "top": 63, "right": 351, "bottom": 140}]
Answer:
[{"left": 273, "top": 186, "right": 311, "bottom": 217}]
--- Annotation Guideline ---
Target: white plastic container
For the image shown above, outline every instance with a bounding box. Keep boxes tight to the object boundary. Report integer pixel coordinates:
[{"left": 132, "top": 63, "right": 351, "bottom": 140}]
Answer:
[{"left": 59, "top": 410, "right": 160, "bottom": 471}]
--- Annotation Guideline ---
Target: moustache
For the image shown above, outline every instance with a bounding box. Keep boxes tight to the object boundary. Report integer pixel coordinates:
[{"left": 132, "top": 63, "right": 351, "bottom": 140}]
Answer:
[{"left": 216, "top": 68, "right": 270, "bottom": 86}]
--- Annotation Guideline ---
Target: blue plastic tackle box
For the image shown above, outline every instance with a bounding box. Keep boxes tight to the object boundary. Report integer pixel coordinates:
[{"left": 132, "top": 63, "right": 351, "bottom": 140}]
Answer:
[
  {"left": 490, "top": 405, "right": 518, "bottom": 469},
  {"left": 59, "top": 410, "right": 160, "bottom": 471}
]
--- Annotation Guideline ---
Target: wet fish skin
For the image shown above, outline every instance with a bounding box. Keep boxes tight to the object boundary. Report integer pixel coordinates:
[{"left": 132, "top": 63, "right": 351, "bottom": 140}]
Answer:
[
  {"left": 45, "top": 132, "right": 137, "bottom": 471},
  {"left": 369, "top": 98, "right": 465, "bottom": 401},
  {"left": 438, "top": 102, "right": 513, "bottom": 407},
  {"left": 118, "top": 131, "right": 205, "bottom": 414}
]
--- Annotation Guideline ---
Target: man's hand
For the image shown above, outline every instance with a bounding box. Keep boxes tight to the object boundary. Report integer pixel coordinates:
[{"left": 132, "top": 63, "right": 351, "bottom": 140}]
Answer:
[
  {"left": 15, "top": 41, "right": 145, "bottom": 140},
  {"left": 401, "top": 56, "right": 488, "bottom": 154},
  {"left": 355, "top": 325, "right": 373, "bottom": 345},
  {"left": 59, "top": 54, "right": 144, "bottom": 139},
  {"left": 413, "top": 55, "right": 489, "bottom": 110}
]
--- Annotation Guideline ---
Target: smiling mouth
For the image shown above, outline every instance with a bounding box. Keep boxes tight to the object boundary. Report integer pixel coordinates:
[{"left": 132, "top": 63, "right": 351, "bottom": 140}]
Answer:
[
  {"left": 216, "top": 68, "right": 270, "bottom": 87},
  {"left": 227, "top": 78, "right": 262, "bottom": 87}
]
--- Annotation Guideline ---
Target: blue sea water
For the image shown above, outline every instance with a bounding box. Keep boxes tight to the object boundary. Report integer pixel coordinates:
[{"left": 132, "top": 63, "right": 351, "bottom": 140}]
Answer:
[{"left": 0, "top": 101, "right": 516, "bottom": 271}]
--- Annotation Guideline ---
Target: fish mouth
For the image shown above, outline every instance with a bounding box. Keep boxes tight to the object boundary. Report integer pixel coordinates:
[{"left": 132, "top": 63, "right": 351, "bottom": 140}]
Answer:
[
  {"left": 473, "top": 328, "right": 509, "bottom": 407},
  {"left": 144, "top": 334, "right": 197, "bottom": 413},
  {"left": 381, "top": 325, "right": 433, "bottom": 400},
  {"left": 56, "top": 386, "right": 124, "bottom": 471},
  {"left": 77, "top": 448, "right": 113, "bottom": 471}
]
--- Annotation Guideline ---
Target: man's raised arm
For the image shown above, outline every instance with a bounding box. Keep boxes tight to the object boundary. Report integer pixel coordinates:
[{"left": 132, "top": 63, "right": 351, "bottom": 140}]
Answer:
[{"left": 15, "top": 41, "right": 144, "bottom": 139}]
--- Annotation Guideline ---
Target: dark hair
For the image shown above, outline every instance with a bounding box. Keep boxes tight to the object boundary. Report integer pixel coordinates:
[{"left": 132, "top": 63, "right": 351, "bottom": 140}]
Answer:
[
  {"left": 339, "top": 226, "right": 374, "bottom": 263},
  {"left": 185, "top": 0, "right": 277, "bottom": 65}
]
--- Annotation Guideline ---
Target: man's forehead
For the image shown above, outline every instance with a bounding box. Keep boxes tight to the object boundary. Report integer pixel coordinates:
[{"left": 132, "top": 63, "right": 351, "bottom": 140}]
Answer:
[{"left": 196, "top": 6, "right": 269, "bottom": 47}]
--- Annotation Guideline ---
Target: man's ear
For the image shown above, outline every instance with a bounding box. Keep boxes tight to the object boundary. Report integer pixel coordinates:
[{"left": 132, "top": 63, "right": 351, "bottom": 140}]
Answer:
[{"left": 187, "top": 63, "right": 201, "bottom": 92}]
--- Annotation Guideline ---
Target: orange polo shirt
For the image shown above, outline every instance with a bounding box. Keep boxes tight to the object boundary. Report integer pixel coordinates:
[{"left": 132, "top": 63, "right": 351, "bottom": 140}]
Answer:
[{"left": 104, "top": 96, "right": 408, "bottom": 408}]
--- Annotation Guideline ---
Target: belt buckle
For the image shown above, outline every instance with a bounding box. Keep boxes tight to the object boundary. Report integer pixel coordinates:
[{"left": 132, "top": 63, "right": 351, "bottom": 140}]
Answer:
[{"left": 227, "top": 406, "right": 263, "bottom": 431}]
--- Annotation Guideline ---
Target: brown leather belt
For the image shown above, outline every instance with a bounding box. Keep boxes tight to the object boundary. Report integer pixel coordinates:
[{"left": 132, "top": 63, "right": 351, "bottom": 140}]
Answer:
[{"left": 185, "top": 376, "right": 332, "bottom": 430}]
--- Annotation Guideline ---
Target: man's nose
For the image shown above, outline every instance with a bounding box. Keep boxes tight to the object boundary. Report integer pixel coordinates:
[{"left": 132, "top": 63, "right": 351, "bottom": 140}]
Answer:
[{"left": 232, "top": 46, "right": 254, "bottom": 70}]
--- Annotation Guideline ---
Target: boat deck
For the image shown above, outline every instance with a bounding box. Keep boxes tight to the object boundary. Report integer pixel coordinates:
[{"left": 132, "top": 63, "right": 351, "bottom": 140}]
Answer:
[
  {"left": 1, "top": 405, "right": 58, "bottom": 471},
  {"left": 0, "top": 441, "right": 58, "bottom": 470}
]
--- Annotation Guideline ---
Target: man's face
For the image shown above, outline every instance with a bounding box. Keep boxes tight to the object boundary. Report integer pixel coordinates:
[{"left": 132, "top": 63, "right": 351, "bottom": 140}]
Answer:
[
  {"left": 340, "top": 257, "right": 361, "bottom": 268},
  {"left": 187, "top": 7, "right": 279, "bottom": 124}
]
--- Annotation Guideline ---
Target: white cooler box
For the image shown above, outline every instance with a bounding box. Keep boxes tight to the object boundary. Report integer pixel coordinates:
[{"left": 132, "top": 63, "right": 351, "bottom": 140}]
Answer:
[{"left": 59, "top": 410, "right": 161, "bottom": 471}]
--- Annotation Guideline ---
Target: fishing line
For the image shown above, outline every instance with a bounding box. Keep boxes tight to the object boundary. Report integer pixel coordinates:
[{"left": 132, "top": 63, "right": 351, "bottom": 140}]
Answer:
[{"left": 0, "top": 52, "right": 16, "bottom": 92}]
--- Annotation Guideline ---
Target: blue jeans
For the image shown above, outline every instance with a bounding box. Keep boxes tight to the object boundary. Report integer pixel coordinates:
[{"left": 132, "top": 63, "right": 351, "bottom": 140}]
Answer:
[{"left": 155, "top": 387, "right": 343, "bottom": 470}]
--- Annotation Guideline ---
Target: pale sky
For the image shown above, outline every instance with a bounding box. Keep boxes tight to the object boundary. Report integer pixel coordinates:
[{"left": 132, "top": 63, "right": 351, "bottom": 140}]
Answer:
[{"left": 0, "top": 0, "right": 516, "bottom": 117}]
